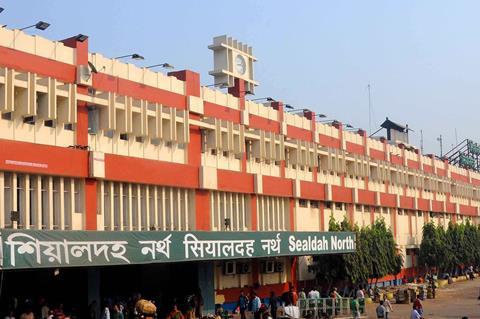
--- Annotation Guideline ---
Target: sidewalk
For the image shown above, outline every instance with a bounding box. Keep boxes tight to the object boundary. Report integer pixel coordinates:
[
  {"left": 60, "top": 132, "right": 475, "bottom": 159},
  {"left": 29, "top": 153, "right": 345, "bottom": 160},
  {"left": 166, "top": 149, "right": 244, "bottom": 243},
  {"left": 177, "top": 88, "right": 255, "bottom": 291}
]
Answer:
[{"left": 365, "top": 278, "right": 480, "bottom": 318}]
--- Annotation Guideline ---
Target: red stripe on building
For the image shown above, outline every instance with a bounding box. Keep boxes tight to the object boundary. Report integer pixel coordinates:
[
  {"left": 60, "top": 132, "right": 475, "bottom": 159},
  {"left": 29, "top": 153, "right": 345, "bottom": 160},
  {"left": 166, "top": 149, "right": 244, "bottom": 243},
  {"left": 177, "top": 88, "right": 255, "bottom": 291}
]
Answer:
[
  {"left": 203, "top": 102, "right": 241, "bottom": 123},
  {"left": 390, "top": 154, "right": 403, "bottom": 165},
  {"left": 287, "top": 125, "right": 312, "bottom": 142},
  {"left": 358, "top": 189, "right": 375, "bottom": 205},
  {"left": 92, "top": 73, "right": 187, "bottom": 109},
  {"left": 299, "top": 181, "right": 325, "bottom": 200},
  {"left": 104, "top": 154, "right": 198, "bottom": 188},
  {"left": 332, "top": 185, "right": 353, "bottom": 203},
  {"left": 407, "top": 159, "right": 420, "bottom": 170},
  {"left": 459, "top": 204, "right": 477, "bottom": 216},
  {"left": 451, "top": 172, "right": 469, "bottom": 183},
  {"left": 399, "top": 196, "right": 415, "bottom": 210},
  {"left": 0, "top": 139, "right": 88, "bottom": 177},
  {"left": 217, "top": 169, "right": 254, "bottom": 193},
  {"left": 431, "top": 200, "right": 443, "bottom": 212},
  {"left": 380, "top": 193, "right": 397, "bottom": 207},
  {"left": 262, "top": 176, "right": 293, "bottom": 197},
  {"left": 346, "top": 141, "right": 365, "bottom": 155},
  {"left": 318, "top": 134, "right": 341, "bottom": 148},
  {"left": 0, "top": 47, "right": 76, "bottom": 83},
  {"left": 248, "top": 114, "right": 280, "bottom": 133},
  {"left": 423, "top": 164, "right": 433, "bottom": 174},
  {"left": 369, "top": 148, "right": 386, "bottom": 161},
  {"left": 417, "top": 198, "right": 429, "bottom": 211}
]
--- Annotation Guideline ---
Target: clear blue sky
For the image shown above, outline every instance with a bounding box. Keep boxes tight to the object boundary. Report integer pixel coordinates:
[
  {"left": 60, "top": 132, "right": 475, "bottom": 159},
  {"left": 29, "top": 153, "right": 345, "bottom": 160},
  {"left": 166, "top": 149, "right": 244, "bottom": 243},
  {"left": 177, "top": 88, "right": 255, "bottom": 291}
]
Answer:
[{"left": 3, "top": 0, "right": 480, "bottom": 155}]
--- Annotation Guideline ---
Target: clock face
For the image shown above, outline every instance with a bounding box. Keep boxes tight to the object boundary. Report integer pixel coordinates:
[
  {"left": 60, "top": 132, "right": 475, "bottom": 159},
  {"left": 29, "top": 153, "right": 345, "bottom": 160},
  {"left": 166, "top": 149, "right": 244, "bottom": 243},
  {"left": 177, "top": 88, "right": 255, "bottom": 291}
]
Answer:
[{"left": 235, "top": 54, "right": 246, "bottom": 75}]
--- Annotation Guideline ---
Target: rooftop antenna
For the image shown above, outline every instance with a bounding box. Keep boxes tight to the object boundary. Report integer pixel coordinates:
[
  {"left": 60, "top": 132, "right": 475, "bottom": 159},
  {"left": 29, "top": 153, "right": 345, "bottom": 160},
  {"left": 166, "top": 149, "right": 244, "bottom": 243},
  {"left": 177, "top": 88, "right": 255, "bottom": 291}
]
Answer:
[
  {"left": 420, "top": 129, "right": 424, "bottom": 154},
  {"left": 437, "top": 134, "right": 443, "bottom": 157}
]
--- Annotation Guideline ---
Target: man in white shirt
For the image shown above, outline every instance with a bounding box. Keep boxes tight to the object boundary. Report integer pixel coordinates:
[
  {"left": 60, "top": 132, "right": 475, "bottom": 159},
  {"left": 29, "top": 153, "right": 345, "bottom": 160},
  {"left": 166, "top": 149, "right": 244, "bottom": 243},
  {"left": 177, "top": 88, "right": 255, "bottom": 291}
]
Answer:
[
  {"left": 307, "top": 288, "right": 320, "bottom": 299},
  {"left": 356, "top": 288, "right": 365, "bottom": 299}
]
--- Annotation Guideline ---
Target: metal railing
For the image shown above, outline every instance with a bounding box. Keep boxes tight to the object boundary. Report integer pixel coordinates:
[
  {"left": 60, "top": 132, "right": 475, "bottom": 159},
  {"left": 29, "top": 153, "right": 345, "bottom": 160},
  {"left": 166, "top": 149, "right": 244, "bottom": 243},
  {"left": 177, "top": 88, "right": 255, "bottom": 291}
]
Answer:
[{"left": 297, "top": 297, "right": 366, "bottom": 318}]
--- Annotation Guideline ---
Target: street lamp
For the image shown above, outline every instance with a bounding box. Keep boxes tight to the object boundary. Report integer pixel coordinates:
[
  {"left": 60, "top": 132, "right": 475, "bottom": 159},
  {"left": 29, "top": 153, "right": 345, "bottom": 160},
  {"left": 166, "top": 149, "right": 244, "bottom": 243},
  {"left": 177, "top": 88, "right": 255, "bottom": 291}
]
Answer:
[
  {"left": 20, "top": 21, "right": 50, "bottom": 31},
  {"left": 146, "top": 63, "right": 174, "bottom": 70},
  {"left": 115, "top": 53, "right": 144, "bottom": 60}
]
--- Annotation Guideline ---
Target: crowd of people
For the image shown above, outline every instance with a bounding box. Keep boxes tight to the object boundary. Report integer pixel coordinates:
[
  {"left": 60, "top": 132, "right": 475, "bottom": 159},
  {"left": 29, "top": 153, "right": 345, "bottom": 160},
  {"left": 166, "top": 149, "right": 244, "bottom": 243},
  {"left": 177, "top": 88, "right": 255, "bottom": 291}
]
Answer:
[{"left": 2, "top": 291, "right": 204, "bottom": 319}]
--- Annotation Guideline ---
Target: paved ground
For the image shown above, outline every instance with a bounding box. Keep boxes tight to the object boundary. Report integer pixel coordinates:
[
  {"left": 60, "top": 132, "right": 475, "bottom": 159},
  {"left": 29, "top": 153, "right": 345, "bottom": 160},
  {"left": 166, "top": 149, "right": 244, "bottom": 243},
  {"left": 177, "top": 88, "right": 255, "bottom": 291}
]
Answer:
[{"left": 365, "top": 278, "right": 480, "bottom": 318}]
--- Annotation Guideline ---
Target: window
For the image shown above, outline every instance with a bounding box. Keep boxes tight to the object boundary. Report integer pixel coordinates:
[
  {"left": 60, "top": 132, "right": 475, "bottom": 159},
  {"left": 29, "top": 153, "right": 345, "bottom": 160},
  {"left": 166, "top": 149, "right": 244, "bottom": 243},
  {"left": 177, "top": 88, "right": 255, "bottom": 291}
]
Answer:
[
  {"left": 120, "top": 133, "right": 129, "bottom": 141},
  {"left": 135, "top": 136, "right": 144, "bottom": 143},
  {"left": 335, "top": 202, "right": 343, "bottom": 210},
  {"left": 310, "top": 200, "right": 320, "bottom": 209},
  {"left": 104, "top": 130, "right": 114, "bottom": 138},
  {"left": 1, "top": 112, "right": 12, "bottom": 121},
  {"left": 64, "top": 123, "right": 74, "bottom": 131},
  {"left": 325, "top": 202, "right": 332, "bottom": 209},
  {"left": 87, "top": 107, "right": 99, "bottom": 134},
  {"left": 23, "top": 116, "right": 35, "bottom": 125},
  {"left": 44, "top": 120, "right": 55, "bottom": 128},
  {"left": 299, "top": 199, "right": 308, "bottom": 208}
]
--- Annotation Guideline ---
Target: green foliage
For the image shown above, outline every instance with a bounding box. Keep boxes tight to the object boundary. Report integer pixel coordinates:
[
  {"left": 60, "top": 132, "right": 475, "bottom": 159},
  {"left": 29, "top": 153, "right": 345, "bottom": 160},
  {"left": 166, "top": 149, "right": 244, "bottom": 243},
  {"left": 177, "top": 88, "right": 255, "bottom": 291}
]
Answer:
[
  {"left": 312, "top": 215, "right": 402, "bottom": 285},
  {"left": 419, "top": 221, "right": 480, "bottom": 273}
]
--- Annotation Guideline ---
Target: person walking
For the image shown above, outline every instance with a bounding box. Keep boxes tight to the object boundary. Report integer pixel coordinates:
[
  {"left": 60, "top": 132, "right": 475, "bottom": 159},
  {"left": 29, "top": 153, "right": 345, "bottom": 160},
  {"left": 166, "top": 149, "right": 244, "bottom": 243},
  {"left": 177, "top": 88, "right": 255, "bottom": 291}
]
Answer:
[
  {"left": 350, "top": 295, "right": 360, "bottom": 319},
  {"left": 382, "top": 295, "right": 392, "bottom": 319},
  {"left": 410, "top": 305, "right": 422, "bottom": 319},
  {"left": 236, "top": 290, "right": 249, "bottom": 319},
  {"left": 375, "top": 300, "right": 386, "bottom": 319},
  {"left": 111, "top": 304, "right": 124, "bottom": 319},
  {"left": 268, "top": 292, "right": 278, "bottom": 319},
  {"left": 250, "top": 292, "right": 262, "bottom": 319},
  {"left": 356, "top": 286, "right": 365, "bottom": 300},
  {"left": 413, "top": 296, "right": 423, "bottom": 316}
]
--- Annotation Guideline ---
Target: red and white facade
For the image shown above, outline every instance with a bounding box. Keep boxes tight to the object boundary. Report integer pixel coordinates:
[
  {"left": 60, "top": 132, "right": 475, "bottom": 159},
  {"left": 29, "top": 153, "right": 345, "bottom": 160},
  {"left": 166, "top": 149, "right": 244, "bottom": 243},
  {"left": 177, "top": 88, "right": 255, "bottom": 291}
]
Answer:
[{"left": 0, "top": 28, "right": 479, "bottom": 304}]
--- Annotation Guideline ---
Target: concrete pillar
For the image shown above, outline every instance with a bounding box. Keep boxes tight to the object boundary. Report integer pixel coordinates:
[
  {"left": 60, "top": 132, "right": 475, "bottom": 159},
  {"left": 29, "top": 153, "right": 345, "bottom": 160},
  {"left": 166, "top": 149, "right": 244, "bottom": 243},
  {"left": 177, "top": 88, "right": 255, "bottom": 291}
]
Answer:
[{"left": 198, "top": 262, "right": 215, "bottom": 314}]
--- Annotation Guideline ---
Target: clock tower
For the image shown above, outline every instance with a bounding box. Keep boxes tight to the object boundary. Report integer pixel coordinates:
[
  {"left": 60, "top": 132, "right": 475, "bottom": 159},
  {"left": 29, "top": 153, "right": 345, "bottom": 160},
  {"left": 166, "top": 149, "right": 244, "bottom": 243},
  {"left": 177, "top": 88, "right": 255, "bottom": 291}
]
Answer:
[{"left": 208, "top": 35, "right": 258, "bottom": 94}]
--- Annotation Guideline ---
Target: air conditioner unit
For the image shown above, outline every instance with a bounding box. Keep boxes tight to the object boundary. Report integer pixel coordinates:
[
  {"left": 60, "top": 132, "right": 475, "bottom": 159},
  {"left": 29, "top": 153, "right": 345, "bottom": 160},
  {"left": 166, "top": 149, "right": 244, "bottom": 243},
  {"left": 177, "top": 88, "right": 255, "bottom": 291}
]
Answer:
[
  {"left": 274, "top": 261, "right": 284, "bottom": 273},
  {"left": 237, "top": 262, "right": 251, "bottom": 274},
  {"left": 260, "top": 260, "right": 275, "bottom": 274},
  {"left": 223, "top": 261, "right": 236, "bottom": 275}
]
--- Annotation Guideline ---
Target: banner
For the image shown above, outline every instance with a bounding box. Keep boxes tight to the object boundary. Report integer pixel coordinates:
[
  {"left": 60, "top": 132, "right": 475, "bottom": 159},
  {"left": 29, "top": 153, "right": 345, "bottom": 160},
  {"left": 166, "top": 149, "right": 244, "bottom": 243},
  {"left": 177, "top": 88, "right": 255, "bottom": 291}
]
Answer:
[{"left": 0, "top": 230, "right": 355, "bottom": 270}]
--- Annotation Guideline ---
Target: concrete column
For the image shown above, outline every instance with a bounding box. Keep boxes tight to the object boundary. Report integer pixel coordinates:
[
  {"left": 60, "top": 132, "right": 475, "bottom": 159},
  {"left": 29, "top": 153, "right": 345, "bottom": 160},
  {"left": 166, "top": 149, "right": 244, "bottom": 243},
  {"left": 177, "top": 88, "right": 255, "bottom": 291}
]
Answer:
[{"left": 198, "top": 262, "right": 215, "bottom": 315}]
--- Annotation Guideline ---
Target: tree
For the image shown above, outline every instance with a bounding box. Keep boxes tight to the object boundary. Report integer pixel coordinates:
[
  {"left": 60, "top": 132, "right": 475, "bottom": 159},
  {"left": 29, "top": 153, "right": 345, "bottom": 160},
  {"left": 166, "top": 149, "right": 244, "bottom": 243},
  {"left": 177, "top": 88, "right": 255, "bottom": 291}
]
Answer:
[
  {"left": 312, "top": 216, "right": 401, "bottom": 288},
  {"left": 419, "top": 220, "right": 480, "bottom": 276},
  {"left": 419, "top": 222, "right": 445, "bottom": 271}
]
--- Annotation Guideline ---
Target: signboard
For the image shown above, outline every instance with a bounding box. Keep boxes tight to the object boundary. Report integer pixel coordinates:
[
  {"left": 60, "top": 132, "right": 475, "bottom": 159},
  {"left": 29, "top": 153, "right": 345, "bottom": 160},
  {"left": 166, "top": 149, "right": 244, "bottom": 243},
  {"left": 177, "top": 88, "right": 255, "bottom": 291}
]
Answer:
[{"left": 0, "top": 230, "right": 355, "bottom": 270}]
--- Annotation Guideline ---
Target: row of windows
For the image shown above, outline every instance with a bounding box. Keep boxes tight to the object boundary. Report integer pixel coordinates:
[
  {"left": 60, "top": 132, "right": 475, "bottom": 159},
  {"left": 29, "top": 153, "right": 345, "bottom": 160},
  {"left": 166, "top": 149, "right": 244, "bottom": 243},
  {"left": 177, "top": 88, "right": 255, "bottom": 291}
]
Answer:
[
  {"left": 1, "top": 172, "right": 82, "bottom": 230},
  {"left": 98, "top": 181, "right": 194, "bottom": 231}
]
